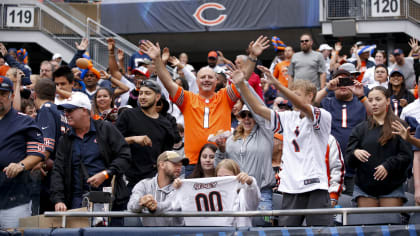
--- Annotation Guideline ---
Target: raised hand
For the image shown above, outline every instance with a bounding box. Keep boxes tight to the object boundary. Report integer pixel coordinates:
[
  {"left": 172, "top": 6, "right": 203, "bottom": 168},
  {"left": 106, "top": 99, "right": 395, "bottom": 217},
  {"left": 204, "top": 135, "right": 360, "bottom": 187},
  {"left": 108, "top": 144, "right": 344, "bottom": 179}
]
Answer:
[
  {"left": 117, "top": 48, "right": 124, "bottom": 61},
  {"left": 76, "top": 38, "right": 89, "bottom": 51},
  {"left": 249, "top": 36, "right": 270, "bottom": 57},
  {"left": 409, "top": 38, "right": 419, "bottom": 53},
  {"left": 327, "top": 78, "right": 339, "bottom": 92},
  {"left": 334, "top": 42, "right": 342, "bottom": 52},
  {"left": 392, "top": 120, "right": 410, "bottom": 141},
  {"left": 257, "top": 65, "right": 277, "bottom": 85},
  {"left": 168, "top": 56, "right": 181, "bottom": 68},
  {"left": 140, "top": 41, "right": 161, "bottom": 60},
  {"left": 349, "top": 80, "right": 364, "bottom": 97},
  {"left": 161, "top": 47, "right": 170, "bottom": 65},
  {"left": 107, "top": 38, "right": 115, "bottom": 52},
  {"left": 225, "top": 64, "right": 245, "bottom": 84},
  {"left": 99, "top": 70, "right": 110, "bottom": 79}
]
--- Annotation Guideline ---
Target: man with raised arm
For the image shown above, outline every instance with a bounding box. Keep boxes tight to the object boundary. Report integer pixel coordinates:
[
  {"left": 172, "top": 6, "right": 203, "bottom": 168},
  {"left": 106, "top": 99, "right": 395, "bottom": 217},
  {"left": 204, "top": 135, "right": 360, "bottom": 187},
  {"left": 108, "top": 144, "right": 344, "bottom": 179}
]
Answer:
[
  {"left": 230, "top": 55, "right": 332, "bottom": 226},
  {"left": 140, "top": 38, "right": 268, "bottom": 176}
]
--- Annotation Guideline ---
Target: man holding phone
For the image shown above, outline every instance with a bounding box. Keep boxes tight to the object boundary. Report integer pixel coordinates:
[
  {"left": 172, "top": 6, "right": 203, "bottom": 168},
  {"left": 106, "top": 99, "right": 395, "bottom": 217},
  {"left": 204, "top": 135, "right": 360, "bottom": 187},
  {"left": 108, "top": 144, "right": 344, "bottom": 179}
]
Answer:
[{"left": 314, "top": 69, "right": 371, "bottom": 195}]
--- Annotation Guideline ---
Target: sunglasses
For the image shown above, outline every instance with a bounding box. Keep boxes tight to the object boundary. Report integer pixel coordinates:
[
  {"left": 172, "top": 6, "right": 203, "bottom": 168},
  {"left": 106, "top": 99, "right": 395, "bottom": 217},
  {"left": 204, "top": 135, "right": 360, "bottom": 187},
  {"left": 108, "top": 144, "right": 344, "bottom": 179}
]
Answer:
[
  {"left": 239, "top": 112, "right": 253, "bottom": 119},
  {"left": 300, "top": 40, "right": 310, "bottom": 43},
  {"left": 64, "top": 108, "right": 80, "bottom": 113}
]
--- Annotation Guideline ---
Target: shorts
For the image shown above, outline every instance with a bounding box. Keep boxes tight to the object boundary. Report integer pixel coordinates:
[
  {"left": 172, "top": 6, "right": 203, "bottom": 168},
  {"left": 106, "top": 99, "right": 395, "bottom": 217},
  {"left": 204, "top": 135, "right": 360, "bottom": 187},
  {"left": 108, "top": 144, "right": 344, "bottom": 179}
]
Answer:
[{"left": 352, "top": 184, "right": 407, "bottom": 203}]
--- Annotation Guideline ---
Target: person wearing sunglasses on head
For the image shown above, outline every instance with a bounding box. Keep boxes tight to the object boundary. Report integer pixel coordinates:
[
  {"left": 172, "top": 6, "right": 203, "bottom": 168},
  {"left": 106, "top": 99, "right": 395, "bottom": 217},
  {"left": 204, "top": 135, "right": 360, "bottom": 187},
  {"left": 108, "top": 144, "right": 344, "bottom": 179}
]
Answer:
[{"left": 289, "top": 33, "right": 327, "bottom": 90}]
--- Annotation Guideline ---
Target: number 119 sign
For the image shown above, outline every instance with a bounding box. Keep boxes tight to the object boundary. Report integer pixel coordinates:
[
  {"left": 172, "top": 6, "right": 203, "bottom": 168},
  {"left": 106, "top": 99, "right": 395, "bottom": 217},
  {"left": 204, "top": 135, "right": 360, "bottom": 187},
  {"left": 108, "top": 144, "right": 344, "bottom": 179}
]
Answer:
[
  {"left": 371, "top": 0, "right": 401, "bottom": 17},
  {"left": 6, "top": 7, "right": 34, "bottom": 27}
]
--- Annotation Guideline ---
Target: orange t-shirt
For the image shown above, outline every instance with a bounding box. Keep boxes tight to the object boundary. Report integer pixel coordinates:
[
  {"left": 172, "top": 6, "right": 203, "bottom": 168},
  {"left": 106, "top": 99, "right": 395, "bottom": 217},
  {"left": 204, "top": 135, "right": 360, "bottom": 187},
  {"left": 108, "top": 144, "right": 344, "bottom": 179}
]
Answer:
[
  {"left": 171, "top": 85, "right": 240, "bottom": 164},
  {"left": 273, "top": 61, "right": 290, "bottom": 87}
]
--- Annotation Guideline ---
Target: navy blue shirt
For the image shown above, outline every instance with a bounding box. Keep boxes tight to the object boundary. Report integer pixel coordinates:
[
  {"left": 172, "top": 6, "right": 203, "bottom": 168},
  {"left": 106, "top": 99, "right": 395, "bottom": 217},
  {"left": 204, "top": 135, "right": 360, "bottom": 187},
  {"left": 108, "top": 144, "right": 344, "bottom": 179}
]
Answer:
[
  {"left": 35, "top": 102, "right": 68, "bottom": 160},
  {"left": 413, "top": 125, "right": 420, "bottom": 152},
  {"left": 321, "top": 96, "right": 367, "bottom": 175},
  {"left": 0, "top": 108, "right": 45, "bottom": 209},
  {"left": 69, "top": 120, "right": 106, "bottom": 207}
]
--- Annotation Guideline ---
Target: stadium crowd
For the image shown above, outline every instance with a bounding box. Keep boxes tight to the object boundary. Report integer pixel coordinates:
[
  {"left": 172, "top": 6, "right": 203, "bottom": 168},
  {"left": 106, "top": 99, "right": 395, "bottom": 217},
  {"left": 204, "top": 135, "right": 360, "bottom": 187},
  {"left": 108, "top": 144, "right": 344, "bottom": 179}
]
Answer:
[{"left": 0, "top": 33, "right": 420, "bottom": 229}]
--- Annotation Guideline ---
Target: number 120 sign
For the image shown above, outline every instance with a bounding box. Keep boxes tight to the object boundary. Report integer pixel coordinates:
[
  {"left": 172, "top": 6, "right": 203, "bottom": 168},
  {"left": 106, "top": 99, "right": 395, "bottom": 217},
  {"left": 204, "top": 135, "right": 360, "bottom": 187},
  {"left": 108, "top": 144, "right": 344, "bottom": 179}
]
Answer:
[
  {"left": 6, "top": 7, "right": 34, "bottom": 27},
  {"left": 371, "top": 0, "right": 401, "bottom": 17}
]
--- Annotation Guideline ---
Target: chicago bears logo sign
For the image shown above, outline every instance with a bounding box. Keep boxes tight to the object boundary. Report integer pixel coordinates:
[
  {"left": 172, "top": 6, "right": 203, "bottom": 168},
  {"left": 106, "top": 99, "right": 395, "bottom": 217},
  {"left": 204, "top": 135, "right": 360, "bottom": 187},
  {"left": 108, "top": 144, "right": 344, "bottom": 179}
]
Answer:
[{"left": 193, "top": 3, "right": 227, "bottom": 26}]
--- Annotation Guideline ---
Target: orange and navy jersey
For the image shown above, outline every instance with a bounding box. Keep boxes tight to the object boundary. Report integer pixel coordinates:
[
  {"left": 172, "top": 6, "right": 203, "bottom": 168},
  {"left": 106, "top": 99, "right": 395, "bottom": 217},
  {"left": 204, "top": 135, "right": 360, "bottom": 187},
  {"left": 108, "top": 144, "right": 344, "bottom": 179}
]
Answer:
[{"left": 171, "top": 85, "right": 240, "bottom": 164}]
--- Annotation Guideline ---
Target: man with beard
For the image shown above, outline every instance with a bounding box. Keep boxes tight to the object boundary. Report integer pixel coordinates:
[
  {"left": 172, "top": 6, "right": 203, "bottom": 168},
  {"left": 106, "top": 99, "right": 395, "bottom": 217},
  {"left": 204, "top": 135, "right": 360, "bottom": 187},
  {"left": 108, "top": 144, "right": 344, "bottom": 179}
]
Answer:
[
  {"left": 116, "top": 80, "right": 176, "bottom": 190},
  {"left": 314, "top": 69, "right": 371, "bottom": 195},
  {"left": 289, "top": 34, "right": 327, "bottom": 90},
  {"left": 391, "top": 48, "right": 416, "bottom": 89},
  {"left": 127, "top": 151, "right": 187, "bottom": 226},
  {"left": 40, "top": 61, "right": 55, "bottom": 79}
]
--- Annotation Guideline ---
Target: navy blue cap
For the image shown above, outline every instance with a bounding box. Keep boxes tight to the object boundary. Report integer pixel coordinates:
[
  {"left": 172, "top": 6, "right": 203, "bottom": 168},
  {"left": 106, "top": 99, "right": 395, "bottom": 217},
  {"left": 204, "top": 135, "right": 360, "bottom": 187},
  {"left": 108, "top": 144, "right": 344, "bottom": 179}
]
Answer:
[
  {"left": 0, "top": 76, "right": 14, "bottom": 92},
  {"left": 390, "top": 68, "right": 404, "bottom": 78},
  {"left": 392, "top": 48, "right": 403, "bottom": 55}
]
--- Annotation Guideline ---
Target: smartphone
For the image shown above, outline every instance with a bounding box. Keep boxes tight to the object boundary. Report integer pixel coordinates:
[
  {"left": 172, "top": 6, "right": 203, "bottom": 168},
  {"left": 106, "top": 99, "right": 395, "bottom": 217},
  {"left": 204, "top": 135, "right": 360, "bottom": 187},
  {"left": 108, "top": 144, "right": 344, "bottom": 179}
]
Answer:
[{"left": 338, "top": 77, "right": 354, "bottom": 87}]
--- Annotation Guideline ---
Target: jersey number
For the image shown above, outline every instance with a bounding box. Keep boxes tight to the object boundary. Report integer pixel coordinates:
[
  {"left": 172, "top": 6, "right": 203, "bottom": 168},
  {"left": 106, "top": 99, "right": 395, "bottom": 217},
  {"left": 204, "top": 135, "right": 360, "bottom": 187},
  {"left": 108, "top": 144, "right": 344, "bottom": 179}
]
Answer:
[
  {"left": 203, "top": 107, "right": 210, "bottom": 128},
  {"left": 195, "top": 191, "right": 223, "bottom": 211}
]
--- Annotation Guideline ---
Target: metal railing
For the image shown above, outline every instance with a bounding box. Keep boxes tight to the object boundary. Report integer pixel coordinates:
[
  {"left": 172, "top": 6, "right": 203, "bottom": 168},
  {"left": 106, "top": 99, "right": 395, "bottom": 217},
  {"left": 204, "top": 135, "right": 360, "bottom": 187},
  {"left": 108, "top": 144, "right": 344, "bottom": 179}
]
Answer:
[
  {"left": 322, "top": 0, "right": 420, "bottom": 23},
  {"left": 0, "top": 0, "right": 137, "bottom": 71},
  {"left": 45, "top": 206, "right": 420, "bottom": 228}
]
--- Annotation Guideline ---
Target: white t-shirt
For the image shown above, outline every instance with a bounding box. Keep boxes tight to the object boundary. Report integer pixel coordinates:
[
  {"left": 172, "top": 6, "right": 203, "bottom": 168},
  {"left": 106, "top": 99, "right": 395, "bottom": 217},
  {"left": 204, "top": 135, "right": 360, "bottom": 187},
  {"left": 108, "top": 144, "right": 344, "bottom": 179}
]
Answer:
[
  {"left": 176, "top": 176, "right": 239, "bottom": 226},
  {"left": 267, "top": 106, "right": 331, "bottom": 194}
]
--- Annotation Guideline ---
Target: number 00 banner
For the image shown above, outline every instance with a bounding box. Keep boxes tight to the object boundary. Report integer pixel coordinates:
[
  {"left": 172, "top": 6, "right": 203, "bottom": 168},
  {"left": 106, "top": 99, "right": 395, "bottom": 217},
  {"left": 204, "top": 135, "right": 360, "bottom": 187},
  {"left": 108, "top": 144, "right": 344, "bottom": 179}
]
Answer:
[
  {"left": 176, "top": 176, "right": 239, "bottom": 226},
  {"left": 100, "top": 0, "right": 320, "bottom": 34}
]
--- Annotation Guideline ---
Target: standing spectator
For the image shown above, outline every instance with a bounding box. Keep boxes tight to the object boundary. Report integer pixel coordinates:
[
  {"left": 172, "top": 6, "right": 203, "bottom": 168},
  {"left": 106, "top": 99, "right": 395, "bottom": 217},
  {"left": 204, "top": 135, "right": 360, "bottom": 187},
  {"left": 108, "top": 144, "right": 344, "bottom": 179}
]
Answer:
[
  {"left": 206, "top": 51, "right": 223, "bottom": 72},
  {"left": 231, "top": 62, "right": 332, "bottom": 226},
  {"left": 289, "top": 33, "right": 327, "bottom": 89},
  {"left": 391, "top": 48, "right": 416, "bottom": 89},
  {"left": 178, "top": 52, "right": 195, "bottom": 73},
  {"left": 362, "top": 50, "right": 388, "bottom": 85},
  {"left": 269, "top": 36, "right": 286, "bottom": 72},
  {"left": 329, "top": 42, "right": 348, "bottom": 75},
  {"left": 116, "top": 80, "right": 176, "bottom": 190},
  {"left": 141, "top": 37, "right": 267, "bottom": 176},
  {"left": 0, "top": 76, "right": 44, "bottom": 228},
  {"left": 326, "top": 135, "right": 345, "bottom": 207},
  {"left": 188, "top": 143, "right": 217, "bottom": 178},
  {"left": 127, "top": 151, "right": 187, "bottom": 226},
  {"left": 272, "top": 133, "right": 283, "bottom": 193},
  {"left": 388, "top": 69, "right": 415, "bottom": 116},
  {"left": 346, "top": 86, "right": 412, "bottom": 207},
  {"left": 53, "top": 66, "right": 76, "bottom": 105},
  {"left": 39, "top": 61, "right": 55, "bottom": 79},
  {"left": 50, "top": 92, "right": 131, "bottom": 213},
  {"left": 0, "top": 43, "right": 31, "bottom": 85},
  {"left": 92, "top": 87, "right": 115, "bottom": 119},
  {"left": 353, "top": 46, "right": 376, "bottom": 82},
  {"left": 314, "top": 69, "right": 369, "bottom": 194},
  {"left": 319, "top": 44, "right": 333, "bottom": 79},
  {"left": 273, "top": 46, "right": 294, "bottom": 88},
  {"left": 32, "top": 78, "right": 68, "bottom": 213}
]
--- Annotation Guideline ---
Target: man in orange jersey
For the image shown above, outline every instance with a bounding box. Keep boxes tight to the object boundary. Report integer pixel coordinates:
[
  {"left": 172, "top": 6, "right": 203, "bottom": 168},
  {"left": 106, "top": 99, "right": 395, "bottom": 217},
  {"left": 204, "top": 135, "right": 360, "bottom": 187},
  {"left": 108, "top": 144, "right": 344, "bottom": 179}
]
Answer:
[{"left": 140, "top": 36, "right": 269, "bottom": 176}]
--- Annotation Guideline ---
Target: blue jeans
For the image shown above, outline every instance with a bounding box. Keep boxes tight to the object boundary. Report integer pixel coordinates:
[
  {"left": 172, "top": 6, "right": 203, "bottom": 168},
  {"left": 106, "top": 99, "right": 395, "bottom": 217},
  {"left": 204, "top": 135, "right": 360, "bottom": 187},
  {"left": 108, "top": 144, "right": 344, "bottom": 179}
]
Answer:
[{"left": 254, "top": 188, "right": 272, "bottom": 226}]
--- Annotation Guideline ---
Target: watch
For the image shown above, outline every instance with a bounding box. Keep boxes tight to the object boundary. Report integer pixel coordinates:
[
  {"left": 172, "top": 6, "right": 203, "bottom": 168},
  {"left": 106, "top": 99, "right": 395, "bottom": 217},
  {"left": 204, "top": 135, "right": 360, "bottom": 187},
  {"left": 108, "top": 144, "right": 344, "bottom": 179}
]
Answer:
[{"left": 19, "top": 162, "right": 25, "bottom": 171}]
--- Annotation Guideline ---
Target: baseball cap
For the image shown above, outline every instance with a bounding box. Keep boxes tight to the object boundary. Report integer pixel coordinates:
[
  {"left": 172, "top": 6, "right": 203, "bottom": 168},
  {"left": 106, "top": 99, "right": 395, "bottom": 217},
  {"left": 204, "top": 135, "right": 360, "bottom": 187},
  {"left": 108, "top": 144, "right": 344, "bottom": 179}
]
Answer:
[
  {"left": 0, "top": 76, "right": 13, "bottom": 92},
  {"left": 278, "top": 99, "right": 293, "bottom": 109},
  {"left": 58, "top": 92, "right": 91, "bottom": 111},
  {"left": 318, "top": 44, "right": 333, "bottom": 51},
  {"left": 390, "top": 68, "right": 404, "bottom": 77},
  {"left": 333, "top": 69, "right": 351, "bottom": 78},
  {"left": 52, "top": 53, "right": 62, "bottom": 60},
  {"left": 339, "top": 63, "right": 361, "bottom": 76},
  {"left": 157, "top": 151, "right": 189, "bottom": 166},
  {"left": 139, "top": 79, "right": 161, "bottom": 94},
  {"left": 208, "top": 51, "right": 218, "bottom": 59},
  {"left": 133, "top": 66, "right": 150, "bottom": 78},
  {"left": 392, "top": 48, "right": 403, "bottom": 55}
]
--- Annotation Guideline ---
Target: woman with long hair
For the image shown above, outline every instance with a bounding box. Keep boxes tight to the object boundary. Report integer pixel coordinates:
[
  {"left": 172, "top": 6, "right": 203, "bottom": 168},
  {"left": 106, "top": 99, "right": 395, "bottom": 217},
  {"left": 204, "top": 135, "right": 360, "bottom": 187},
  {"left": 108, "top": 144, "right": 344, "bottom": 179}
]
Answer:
[
  {"left": 346, "top": 86, "right": 412, "bottom": 207},
  {"left": 188, "top": 143, "right": 217, "bottom": 178},
  {"left": 387, "top": 69, "right": 415, "bottom": 116},
  {"left": 92, "top": 87, "right": 117, "bottom": 122}
]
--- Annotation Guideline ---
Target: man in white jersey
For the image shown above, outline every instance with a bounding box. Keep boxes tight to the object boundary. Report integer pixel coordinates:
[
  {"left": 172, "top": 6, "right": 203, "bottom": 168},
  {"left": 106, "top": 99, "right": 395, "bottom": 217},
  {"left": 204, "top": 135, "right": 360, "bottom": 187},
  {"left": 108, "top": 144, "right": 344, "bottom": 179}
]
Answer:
[
  {"left": 127, "top": 151, "right": 188, "bottom": 226},
  {"left": 230, "top": 59, "right": 332, "bottom": 226}
]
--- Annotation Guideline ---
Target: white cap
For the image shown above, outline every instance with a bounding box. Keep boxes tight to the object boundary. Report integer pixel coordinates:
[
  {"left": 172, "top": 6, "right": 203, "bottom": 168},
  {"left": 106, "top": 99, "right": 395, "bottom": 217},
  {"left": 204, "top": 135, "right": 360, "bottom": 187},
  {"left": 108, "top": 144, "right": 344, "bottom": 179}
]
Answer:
[
  {"left": 52, "top": 53, "right": 62, "bottom": 60},
  {"left": 318, "top": 44, "right": 333, "bottom": 51},
  {"left": 58, "top": 92, "right": 91, "bottom": 111}
]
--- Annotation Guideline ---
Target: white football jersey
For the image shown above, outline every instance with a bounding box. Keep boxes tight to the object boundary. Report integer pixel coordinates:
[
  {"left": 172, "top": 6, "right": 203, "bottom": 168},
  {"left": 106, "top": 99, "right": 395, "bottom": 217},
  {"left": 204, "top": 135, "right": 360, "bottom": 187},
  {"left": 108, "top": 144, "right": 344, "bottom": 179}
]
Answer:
[
  {"left": 267, "top": 105, "right": 331, "bottom": 193},
  {"left": 176, "top": 176, "right": 239, "bottom": 226}
]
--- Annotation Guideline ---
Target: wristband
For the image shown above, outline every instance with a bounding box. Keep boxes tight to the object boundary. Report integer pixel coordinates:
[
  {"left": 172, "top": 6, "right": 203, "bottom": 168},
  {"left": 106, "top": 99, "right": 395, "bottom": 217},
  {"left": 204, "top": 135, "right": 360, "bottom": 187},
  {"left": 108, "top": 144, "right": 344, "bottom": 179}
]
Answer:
[
  {"left": 102, "top": 170, "right": 109, "bottom": 179},
  {"left": 248, "top": 56, "right": 257, "bottom": 63},
  {"left": 358, "top": 95, "right": 367, "bottom": 103},
  {"left": 330, "top": 199, "right": 338, "bottom": 202}
]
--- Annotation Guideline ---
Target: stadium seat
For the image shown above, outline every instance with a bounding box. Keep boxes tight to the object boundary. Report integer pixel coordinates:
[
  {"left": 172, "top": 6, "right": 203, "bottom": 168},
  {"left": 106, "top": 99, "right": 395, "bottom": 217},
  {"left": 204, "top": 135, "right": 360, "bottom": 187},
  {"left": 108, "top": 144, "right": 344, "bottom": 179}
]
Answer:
[{"left": 83, "top": 227, "right": 236, "bottom": 236}]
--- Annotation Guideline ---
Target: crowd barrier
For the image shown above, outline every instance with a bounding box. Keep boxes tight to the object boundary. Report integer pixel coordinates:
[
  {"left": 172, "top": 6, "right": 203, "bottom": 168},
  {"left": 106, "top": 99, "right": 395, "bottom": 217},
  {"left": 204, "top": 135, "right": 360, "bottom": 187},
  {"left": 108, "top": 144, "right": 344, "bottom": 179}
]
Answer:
[{"left": 2, "top": 225, "right": 418, "bottom": 236}]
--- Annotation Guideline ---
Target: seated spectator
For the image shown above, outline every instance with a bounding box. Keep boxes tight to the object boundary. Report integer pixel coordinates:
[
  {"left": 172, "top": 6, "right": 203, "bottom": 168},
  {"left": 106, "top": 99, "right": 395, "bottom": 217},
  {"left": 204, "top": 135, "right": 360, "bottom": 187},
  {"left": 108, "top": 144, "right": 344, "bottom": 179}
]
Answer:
[
  {"left": 188, "top": 143, "right": 217, "bottom": 178},
  {"left": 346, "top": 86, "right": 412, "bottom": 207},
  {"left": 388, "top": 69, "right": 415, "bottom": 116},
  {"left": 127, "top": 151, "right": 187, "bottom": 226}
]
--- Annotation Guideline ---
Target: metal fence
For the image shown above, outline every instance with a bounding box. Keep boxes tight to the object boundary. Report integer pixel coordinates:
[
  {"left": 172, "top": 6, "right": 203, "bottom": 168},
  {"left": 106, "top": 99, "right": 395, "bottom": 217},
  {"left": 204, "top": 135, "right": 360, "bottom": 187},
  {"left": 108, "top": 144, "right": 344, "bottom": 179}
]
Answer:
[
  {"left": 323, "top": 0, "right": 420, "bottom": 22},
  {"left": 45, "top": 206, "right": 420, "bottom": 227}
]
